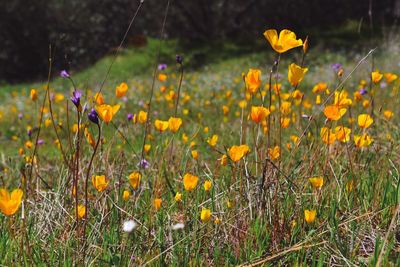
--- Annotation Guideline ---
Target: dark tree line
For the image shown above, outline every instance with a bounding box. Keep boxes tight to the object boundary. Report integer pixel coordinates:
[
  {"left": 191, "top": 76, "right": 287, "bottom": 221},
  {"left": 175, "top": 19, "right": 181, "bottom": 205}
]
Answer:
[{"left": 0, "top": 0, "right": 397, "bottom": 83}]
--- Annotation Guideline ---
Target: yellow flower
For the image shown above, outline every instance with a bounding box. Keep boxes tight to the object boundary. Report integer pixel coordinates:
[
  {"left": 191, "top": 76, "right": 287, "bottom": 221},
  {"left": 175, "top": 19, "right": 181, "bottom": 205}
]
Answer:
[
  {"left": 77, "top": 205, "right": 86, "bottom": 220},
  {"left": 288, "top": 63, "right": 308, "bottom": 87},
  {"left": 264, "top": 29, "right": 303, "bottom": 54},
  {"left": 383, "top": 110, "right": 393, "bottom": 120},
  {"left": 95, "top": 104, "right": 120, "bottom": 124},
  {"left": 25, "top": 141, "right": 33, "bottom": 149},
  {"left": 220, "top": 154, "right": 228, "bottom": 166},
  {"left": 304, "top": 209, "right": 316, "bottom": 224},
  {"left": 308, "top": 177, "right": 323, "bottom": 189},
  {"left": 354, "top": 134, "right": 373, "bottom": 148},
  {"left": 323, "top": 105, "right": 347, "bottom": 121},
  {"left": 371, "top": 71, "right": 383, "bottom": 83},
  {"left": 92, "top": 175, "right": 108, "bottom": 192},
  {"left": 320, "top": 127, "right": 336, "bottom": 145},
  {"left": 384, "top": 72, "right": 398, "bottom": 83},
  {"left": 154, "top": 198, "right": 162, "bottom": 210},
  {"left": 158, "top": 73, "right": 167, "bottom": 82},
  {"left": 191, "top": 150, "right": 199, "bottom": 160},
  {"left": 280, "top": 101, "right": 292, "bottom": 115},
  {"left": 334, "top": 126, "right": 351, "bottom": 143},
  {"left": 138, "top": 111, "right": 148, "bottom": 124},
  {"left": 123, "top": 190, "right": 130, "bottom": 201},
  {"left": 84, "top": 128, "right": 96, "bottom": 148},
  {"left": 144, "top": 144, "right": 151, "bottom": 153},
  {"left": 333, "top": 90, "right": 352, "bottom": 108},
  {"left": 207, "top": 134, "right": 218, "bottom": 147},
  {"left": 94, "top": 92, "right": 104, "bottom": 105},
  {"left": 54, "top": 93, "right": 65, "bottom": 103},
  {"left": 168, "top": 117, "right": 182, "bottom": 133},
  {"left": 312, "top": 83, "right": 328, "bottom": 94},
  {"left": 183, "top": 173, "right": 199, "bottom": 191},
  {"left": 115, "top": 82, "right": 128, "bottom": 98},
  {"left": 0, "top": 188, "right": 23, "bottom": 216},
  {"left": 222, "top": 105, "right": 229, "bottom": 115},
  {"left": 203, "top": 180, "right": 212, "bottom": 191},
  {"left": 228, "top": 145, "right": 250, "bottom": 162},
  {"left": 245, "top": 69, "right": 262, "bottom": 94},
  {"left": 250, "top": 106, "right": 270, "bottom": 123},
  {"left": 268, "top": 146, "right": 280, "bottom": 161},
  {"left": 200, "top": 208, "right": 211, "bottom": 222},
  {"left": 154, "top": 119, "right": 169, "bottom": 132},
  {"left": 30, "top": 89, "right": 38, "bottom": 101},
  {"left": 280, "top": 117, "right": 290, "bottom": 128},
  {"left": 174, "top": 192, "right": 182, "bottom": 202},
  {"left": 357, "top": 114, "right": 373, "bottom": 129},
  {"left": 129, "top": 172, "right": 141, "bottom": 189},
  {"left": 182, "top": 133, "right": 188, "bottom": 143}
]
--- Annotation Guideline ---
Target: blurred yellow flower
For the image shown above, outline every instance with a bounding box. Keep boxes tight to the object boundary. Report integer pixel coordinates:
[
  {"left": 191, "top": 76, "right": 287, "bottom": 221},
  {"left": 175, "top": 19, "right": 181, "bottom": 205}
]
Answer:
[
  {"left": 94, "top": 92, "right": 104, "bottom": 105},
  {"left": 154, "top": 198, "right": 162, "bottom": 210},
  {"left": 264, "top": 29, "right": 303, "bottom": 53},
  {"left": 308, "top": 177, "right": 323, "bottom": 189},
  {"left": 304, "top": 209, "right": 316, "bottom": 224},
  {"left": 129, "top": 172, "right": 141, "bottom": 189},
  {"left": 357, "top": 114, "right": 373, "bottom": 129},
  {"left": 77, "top": 205, "right": 86, "bottom": 220},
  {"left": 138, "top": 111, "right": 148, "bottom": 124},
  {"left": 96, "top": 104, "right": 120, "bottom": 124},
  {"left": 191, "top": 150, "right": 199, "bottom": 160},
  {"left": 203, "top": 180, "right": 212, "bottom": 191},
  {"left": 334, "top": 126, "right": 351, "bottom": 143},
  {"left": 384, "top": 72, "right": 397, "bottom": 83},
  {"left": 123, "top": 190, "right": 130, "bottom": 201},
  {"left": 383, "top": 110, "right": 393, "bottom": 120},
  {"left": 92, "top": 175, "right": 108, "bottom": 192},
  {"left": 354, "top": 134, "right": 373, "bottom": 148},
  {"left": 288, "top": 63, "right": 308, "bottom": 87},
  {"left": 30, "top": 89, "right": 38, "bottom": 101},
  {"left": 320, "top": 127, "right": 336, "bottom": 145},
  {"left": 268, "top": 146, "right": 280, "bottom": 161},
  {"left": 245, "top": 69, "right": 262, "bottom": 94},
  {"left": 250, "top": 106, "right": 270, "bottom": 123},
  {"left": 207, "top": 134, "right": 218, "bottom": 147},
  {"left": 174, "top": 192, "right": 182, "bottom": 202},
  {"left": 154, "top": 119, "right": 169, "bottom": 132},
  {"left": 116, "top": 82, "right": 128, "bottom": 98},
  {"left": 200, "top": 208, "right": 211, "bottom": 222},
  {"left": 323, "top": 105, "right": 346, "bottom": 121},
  {"left": 158, "top": 74, "right": 167, "bottom": 82},
  {"left": 168, "top": 117, "right": 182, "bottom": 133},
  {"left": 228, "top": 145, "right": 250, "bottom": 162},
  {"left": 371, "top": 71, "right": 383, "bottom": 83},
  {"left": 183, "top": 173, "right": 199, "bottom": 191},
  {"left": 0, "top": 188, "right": 23, "bottom": 216}
]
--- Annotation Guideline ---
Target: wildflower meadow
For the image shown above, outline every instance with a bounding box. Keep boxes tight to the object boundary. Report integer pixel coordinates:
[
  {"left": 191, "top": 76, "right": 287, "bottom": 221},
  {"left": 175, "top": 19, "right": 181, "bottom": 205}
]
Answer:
[{"left": 0, "top": 4, "right": 400, "bottom": 267}]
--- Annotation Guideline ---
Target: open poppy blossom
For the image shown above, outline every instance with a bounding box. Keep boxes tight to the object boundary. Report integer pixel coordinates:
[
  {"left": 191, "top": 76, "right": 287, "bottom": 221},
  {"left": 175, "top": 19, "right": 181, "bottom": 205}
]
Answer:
[{"left": 264, "top": 29, "right": 303, "bottom": 53}]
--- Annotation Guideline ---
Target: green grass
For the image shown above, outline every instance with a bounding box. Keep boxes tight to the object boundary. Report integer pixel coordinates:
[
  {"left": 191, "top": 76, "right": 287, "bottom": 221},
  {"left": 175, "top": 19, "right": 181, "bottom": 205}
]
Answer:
[{"left": 0, "top": 35, "right": 399, "bottom": 266}]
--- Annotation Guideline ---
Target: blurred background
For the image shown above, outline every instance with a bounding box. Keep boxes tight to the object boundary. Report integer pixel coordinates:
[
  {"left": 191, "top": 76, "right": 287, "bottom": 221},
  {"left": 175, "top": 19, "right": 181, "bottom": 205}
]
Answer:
[{"left": 0, "top": 0, "right": 398, "bottom": 84}]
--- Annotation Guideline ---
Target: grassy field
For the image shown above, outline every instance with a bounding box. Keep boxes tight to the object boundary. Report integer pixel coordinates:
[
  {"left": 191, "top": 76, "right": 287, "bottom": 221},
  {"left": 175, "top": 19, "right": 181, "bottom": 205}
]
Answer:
[{"left": 0, "top": 32, "right": 399, "bottom": 266}]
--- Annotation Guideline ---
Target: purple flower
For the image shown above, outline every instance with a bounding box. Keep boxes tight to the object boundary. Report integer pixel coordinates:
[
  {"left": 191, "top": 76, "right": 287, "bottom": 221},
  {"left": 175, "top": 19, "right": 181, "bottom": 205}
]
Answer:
[
  {"left": 27, "top": 129, "right": 32, "bottom": 137},
  {"left": 158, "top": 64, "right": 167, "bottom": 70},
  {"left": 176, "top": 55, "right": 183, "bottom": 64},
  {"left": 18, "top": 113, "right": 23, "bottom": 120},
  {"left": 37, "top": 139, "right": 44, "bottom": 145},
  {"left": 60, "top": 70, "right": 70, "bottom": 78},
  {"left": 138, "top": 159, "right": 150, "bottom": 169},
  {"left": 359, "top": 88, "right": 367, "bottom": 95},
  {"left": 331, "top": 63, "right": 342, "bottom": 72},
  {"left": 88, "top": 108, "right": 99, "bottom": 124},
  {"left": 70, "top": 90, "right": 82, "bottom": 108},
  {"left": 127, "top": 113, "right": 134, "bottom": 121},
  {"left": 380, "top": 82, "right": 387, "bottom": 89}
]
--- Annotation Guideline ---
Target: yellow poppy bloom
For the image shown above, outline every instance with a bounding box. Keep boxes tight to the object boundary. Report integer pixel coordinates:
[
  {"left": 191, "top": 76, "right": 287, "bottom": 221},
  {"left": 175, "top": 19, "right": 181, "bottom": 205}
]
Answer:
[
  {"left": 309, "top": 177, "right": 323, "bottom": 189},
  {"left": 245, "top": 69, "right": 262, "bottom": 94},
  {"left": 183, "top": 173, "right": 199, "bottom": 191},
  {"left": 264, "top": 29, "right": 303, "bottom": 54},
  {"left": 323, "top": 105, "right": 347, "bottom": 121},
  {"left": 203, "top": 180, "right": 212, "bottom": 191},
  {"left": 123, "top": 190, "right": 130, "bottom": 201},
  {"left": 354, "top": 134, "right": 373, "bottom": 148},
  {"left": 268, "top": 146, "right": 280, "bottom": 161},
  {"left": 95, "top": 104, "right": 120, "bottom": 124},
  {"left": 250, "top": 106, "right": 270, "bottom": 123},
  {"left": 174, "top": 192, "right": 182, "bottom": 202},
  {"left": 138, "top": 111, "right": 148, "bottom": 124},
  {"left": 207, "top": 134, "right": 218, "bottom": 147},
  {"left": 115, "top": 82, "right": 128, "bottom": 98},
  {"left": 383, "top": 110, "right": 393, "bottom": 120},
  {"left": 168, "top": 117, "right": 182, "bottom": 133},
  {"left": 191, "top": 150, "right": 199, "bottom": 160},
  {"left": 77, "top": 205, "right": 86, "bottom": 219},
  {"left": 384, "top": 73, "right": 398, "bottom": 83},
  {"left": 228, "top": 145, "right": 250, "bottom": 162},
  {"left": 357, "top": 114, "right": 373, "bottom": 129},
  {"left": 0, "top": 188, "right": 23, "bottom": 216},
  {"left": 334, "top": 126, "right": 351, "bottom": 143},
  {"left": 220, "top": 154, "right": 228, "bottom": 166},
  {"left": 288, "top": 63, "right": 308, "bottom": 86},
  {"left": 200, "top": 208, "right": 211, "bottom": 222},
  {"left": 154, "top": 198, "right": 162, "bottom": 210},
  {"left": 92, "top": 175, "right": 109, "bottom": 192},
  {"left": 129, "top": 172, "right": 141, "bottom": 189},
  {"left": 84, "top": 128, "right": 96, "bottom": 148},
  {"left": 371, "top": 71, "right": 383, "bottom": 83},
  {"left": 94, "top": 92, "right": 104, "bottom": 105},
  {"left": 154, "top": 119, "right": 169, "bottom": 132},
  {"left": 30, "top": 89, "right": 38, "bottom": 101},
  {"left": 320, "top": 127, "right": 336, "bottom": 145},
  {"left": 158, "top": 74, "right": 167, "bottom": 82},
  {"left": 304, "top": 209, "right": 316, "bottom": 224}
]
